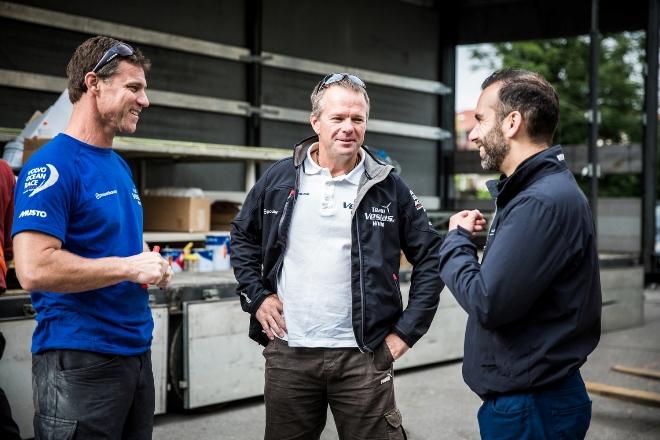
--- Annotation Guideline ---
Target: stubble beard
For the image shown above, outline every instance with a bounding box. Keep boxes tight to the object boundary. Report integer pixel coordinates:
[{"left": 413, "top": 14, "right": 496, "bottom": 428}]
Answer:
[{"left": 480, "top": 125, "right": 510, "bottom": 172}]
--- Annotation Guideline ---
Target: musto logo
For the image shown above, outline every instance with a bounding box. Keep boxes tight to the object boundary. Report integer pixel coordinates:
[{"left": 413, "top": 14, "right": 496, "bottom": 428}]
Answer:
[
  {"left": 24, "top": 164, "right": 59, "bottom": 197},
  {"left": 18, "top": 209, "right": 47, "bottom": 218}
]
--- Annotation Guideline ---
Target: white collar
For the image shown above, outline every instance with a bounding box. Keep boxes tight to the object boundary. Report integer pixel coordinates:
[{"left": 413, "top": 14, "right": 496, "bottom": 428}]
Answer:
[{"left": 304, "top": 143, "right": 365, "bottom": 185}]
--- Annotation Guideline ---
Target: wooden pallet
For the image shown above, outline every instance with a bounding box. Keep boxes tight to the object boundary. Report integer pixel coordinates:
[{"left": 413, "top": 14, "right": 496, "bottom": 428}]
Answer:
[
  {"left": 612, "top": 365, "right": 660, "bottom": 381},
  {"left": 586, "top": 381, "right": 660, "bottom": 407}
]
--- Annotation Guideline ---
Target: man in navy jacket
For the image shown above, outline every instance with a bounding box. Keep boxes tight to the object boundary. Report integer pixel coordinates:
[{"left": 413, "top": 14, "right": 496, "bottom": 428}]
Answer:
[{"left": 438, "top": 69, "right": 601, "bottom": 439}]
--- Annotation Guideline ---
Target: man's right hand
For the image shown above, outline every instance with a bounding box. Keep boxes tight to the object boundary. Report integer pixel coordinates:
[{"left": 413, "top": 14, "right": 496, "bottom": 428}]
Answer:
[
  {"left": 124, "top": 251, "right": 170, "bottom": 286},
  {"left": 256, "top": 294, "right": 286, "bottom": 340}
]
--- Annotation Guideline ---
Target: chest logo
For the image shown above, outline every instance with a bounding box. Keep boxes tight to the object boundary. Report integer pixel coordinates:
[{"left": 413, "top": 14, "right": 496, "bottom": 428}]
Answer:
[
  {"left": 24, "top": 164, "right": 59, "bottom": 198},
  {"left": 96, "top": 190, "right": 118, "bottom": 199},
  {"left": 364, "top": 205, "right": 395, "bottom": 228}
]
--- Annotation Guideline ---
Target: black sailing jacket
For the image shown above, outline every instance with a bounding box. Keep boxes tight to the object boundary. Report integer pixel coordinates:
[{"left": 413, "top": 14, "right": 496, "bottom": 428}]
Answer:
[
  {"left": 438, "top": 145, "right": 602, "bottom": 398},
  {"left": 231, "top": 135, "right": 443, "bottom": 350}
]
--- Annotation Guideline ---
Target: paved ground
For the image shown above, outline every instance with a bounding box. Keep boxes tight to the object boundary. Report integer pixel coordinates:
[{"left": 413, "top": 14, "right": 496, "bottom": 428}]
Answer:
[{"left": 153, "top": 291, "right": 660, "bottom": 439}]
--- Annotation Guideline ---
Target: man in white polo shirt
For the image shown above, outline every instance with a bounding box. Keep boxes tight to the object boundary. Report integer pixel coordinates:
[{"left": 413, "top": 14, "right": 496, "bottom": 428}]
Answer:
[{"left": 231, "top": 73, "right": 443, "bottom": 440}]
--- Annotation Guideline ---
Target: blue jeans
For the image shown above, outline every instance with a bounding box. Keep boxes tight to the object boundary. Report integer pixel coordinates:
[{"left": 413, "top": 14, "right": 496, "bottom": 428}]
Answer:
[{"left": 477, "top": 371, "right": 591, "bottom": 440}]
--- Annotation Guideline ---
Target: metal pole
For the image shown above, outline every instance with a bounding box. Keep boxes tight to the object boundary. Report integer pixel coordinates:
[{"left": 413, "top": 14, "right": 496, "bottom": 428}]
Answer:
[
  {"left": 588, "top": 0, "right": 600, "bottom": 233},
  {"left": 440, "top": 44, "right": 456, "bottom": 210},
  {"left": 642, "top": 0, "right": 659, "bottom": 275},
  {"left": 246, "top": 0, "right": 262, "bottom": 147},
  {"left": 438, "top": 3, "right": 459, "bottom": 211}
]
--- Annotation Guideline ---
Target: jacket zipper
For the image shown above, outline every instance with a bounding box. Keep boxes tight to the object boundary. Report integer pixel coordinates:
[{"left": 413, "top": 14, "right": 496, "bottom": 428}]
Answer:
[
  {"left": 392, "top": 273, "right": 403, "bottom": 308},
  {"left": 273, "top": 163, "right": 301, "bottom": 283},
  {"left": 482, "top": 201, "right": 498, "bottom": 259},
  {"left": 350, "top": 163, "right": 393, "bottom": 353},
  {"left": 355, "top": 214, "right": 367, "bottom": 352},
  {"left": 272, "top": 188, "right": 296, "bottom": 278}
]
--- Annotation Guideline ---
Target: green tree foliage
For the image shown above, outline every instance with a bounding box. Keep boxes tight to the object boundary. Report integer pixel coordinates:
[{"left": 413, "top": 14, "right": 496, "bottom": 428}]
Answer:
[
  {"left": 471, "top": 33, "right": 644, "bottom": 145},
  {"left": 471, "top": 33, "right": 645, "bottom": 197}
]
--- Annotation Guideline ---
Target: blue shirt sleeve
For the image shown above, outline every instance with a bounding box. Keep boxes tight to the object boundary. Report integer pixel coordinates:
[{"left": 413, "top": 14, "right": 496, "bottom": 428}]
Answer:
[{"left": 12, "top": 153, "right": 76, "bottom": 243}]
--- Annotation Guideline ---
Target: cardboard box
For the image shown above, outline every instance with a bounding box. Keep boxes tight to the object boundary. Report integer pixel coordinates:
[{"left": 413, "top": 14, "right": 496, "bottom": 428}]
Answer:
[
  {"left": 210, "top": 201, "right": 240, "bottom": 230},
  {"left": 22, "top": 137, "right": 51, "bottom": 165},
  {"left": 142, "top": 195, "right": 211, "bottom": 232}
]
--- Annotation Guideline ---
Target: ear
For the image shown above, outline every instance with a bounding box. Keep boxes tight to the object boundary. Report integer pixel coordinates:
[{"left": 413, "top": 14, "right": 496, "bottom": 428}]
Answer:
[
  {"left": 502, "top": 111, "right": 523, "bottom": 139},
  {"left": 84, "top": 72, "right": 101, "bottom": 95},
  {"left": 310, "top": 113, "right": 320, "bottom": 135}
]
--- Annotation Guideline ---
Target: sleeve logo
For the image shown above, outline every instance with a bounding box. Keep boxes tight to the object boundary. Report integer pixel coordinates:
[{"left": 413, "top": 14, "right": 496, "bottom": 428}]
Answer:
[
  {"left": 132, "top": 187, "right": 142, "bottom": 205},
  {"left": 409, "top": 189, "right": 425, "bottom": 211},
  {"left": 24, "top": 164, "right": 59, "bottom": 197},
  {"left": 18, "top": 209, "right": 47, "bottom": 218}
]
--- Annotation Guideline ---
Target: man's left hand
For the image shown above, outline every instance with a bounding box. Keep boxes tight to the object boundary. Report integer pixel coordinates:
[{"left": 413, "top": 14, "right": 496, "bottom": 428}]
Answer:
[{"left": 384, "top": 333, "right": 410, "bottom": 361}]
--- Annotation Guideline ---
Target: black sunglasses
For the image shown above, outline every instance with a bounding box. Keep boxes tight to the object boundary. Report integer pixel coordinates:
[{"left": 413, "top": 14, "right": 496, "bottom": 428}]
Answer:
[
  {"left": 92, "top": 42, "right": 134, "bottom": 73},
  {"left": 318, "top": 73, "right": 366, "bottom": 90}
]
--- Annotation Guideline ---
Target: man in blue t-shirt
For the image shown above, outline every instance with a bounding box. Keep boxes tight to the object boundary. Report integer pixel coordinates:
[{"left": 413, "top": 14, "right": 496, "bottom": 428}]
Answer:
[{"left": 12, "top": 36, "right": 172, "bottom": 439}]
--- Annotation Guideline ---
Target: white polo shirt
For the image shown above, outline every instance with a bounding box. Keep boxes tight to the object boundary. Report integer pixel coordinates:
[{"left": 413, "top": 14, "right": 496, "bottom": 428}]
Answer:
[{"left": 276, "top": 144, "right": 365, "bottom": 347}]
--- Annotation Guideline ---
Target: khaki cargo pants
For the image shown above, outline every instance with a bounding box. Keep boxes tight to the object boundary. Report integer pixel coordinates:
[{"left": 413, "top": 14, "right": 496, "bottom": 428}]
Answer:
[{"left": 263, "top": 338, "right": 406, "bottom": 440}]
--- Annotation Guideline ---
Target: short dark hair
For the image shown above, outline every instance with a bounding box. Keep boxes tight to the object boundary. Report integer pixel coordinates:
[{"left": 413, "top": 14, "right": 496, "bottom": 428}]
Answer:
[
  {"left": 482, "top": 68, "right": 559, "bottom": 143},
  {"left": 66, "top": 36, "right": 151, "bottom": 103}
]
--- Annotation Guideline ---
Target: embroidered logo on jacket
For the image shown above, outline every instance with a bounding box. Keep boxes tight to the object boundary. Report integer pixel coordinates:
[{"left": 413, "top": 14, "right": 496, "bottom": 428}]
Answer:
[
  {"left": 364, "top": 205, "right": 395, "bottom": 228},
  {"left": 409, "top": 190, "right": 424, "bottom": 211}
]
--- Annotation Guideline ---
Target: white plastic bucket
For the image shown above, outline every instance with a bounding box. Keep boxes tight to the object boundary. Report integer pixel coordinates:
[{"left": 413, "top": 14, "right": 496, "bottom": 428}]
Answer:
[{"left": 206, "top": 233, "right": 231, "bottom": 271}]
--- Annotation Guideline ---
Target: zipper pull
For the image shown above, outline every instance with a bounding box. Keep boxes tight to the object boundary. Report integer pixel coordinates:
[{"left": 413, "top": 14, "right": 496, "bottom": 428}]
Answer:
[{"left": 392, "top": 273, "right": 398, "bottom": 281}]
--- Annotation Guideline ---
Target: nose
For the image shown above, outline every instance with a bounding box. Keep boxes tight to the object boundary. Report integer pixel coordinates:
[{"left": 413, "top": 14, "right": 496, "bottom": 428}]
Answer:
[
  {"left": 341, "top": 119, "right": 354, "bottom": 132},
  {"left": 468, "top": 125, "right": 478, "bottom": 143},
  {"left": 138, "top": 90, "right": 149, "bottom": 108}
]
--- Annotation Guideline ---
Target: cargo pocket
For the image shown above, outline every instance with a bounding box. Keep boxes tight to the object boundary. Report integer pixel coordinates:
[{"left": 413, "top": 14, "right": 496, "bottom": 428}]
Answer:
[
  {"left": 34, "top": 413, "right": 77, "bottom": 440},
  {"left": 384, "top": 408, "right": 407, "bottom": 440}
]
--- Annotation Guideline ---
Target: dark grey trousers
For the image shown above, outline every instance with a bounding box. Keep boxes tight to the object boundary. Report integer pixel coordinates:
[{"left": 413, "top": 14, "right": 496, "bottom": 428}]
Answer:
[
  {"left": 263, "top": 338, "right": 407, "bottom": 440},
  {"left": 32, "top": 349, "right": 154, "bottom": 440}
]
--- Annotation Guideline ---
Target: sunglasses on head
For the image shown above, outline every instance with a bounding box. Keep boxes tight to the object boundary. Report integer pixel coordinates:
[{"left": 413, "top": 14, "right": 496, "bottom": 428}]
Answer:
[
  {"left": 92, "top": 42, "right": 134, "bottom": 73},
  {"left": 318, "top": 73, "right": 366, "bottom": 90}
]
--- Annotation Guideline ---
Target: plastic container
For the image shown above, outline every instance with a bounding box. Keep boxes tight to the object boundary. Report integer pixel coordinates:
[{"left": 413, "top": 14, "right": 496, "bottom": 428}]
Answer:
[
  {"left": 206, "top": 233, "right": 231, "bottom": 271},
  {"left": 194, "top": 248, "right": 214, "bottom": 272},
  {"left": 160, "top": 247, "right": 184, "bottom": 272}
]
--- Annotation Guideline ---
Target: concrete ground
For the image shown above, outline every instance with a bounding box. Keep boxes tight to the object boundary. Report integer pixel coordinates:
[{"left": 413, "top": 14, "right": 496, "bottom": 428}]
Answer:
[{"left": 153, "top": 291, "right": 660, "bottom": 440}]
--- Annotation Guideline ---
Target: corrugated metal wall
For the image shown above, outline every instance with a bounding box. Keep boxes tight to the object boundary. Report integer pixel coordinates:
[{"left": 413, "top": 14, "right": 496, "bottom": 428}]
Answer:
[{"left": 0, "top": 0, "right": 453, "bottom": 199}]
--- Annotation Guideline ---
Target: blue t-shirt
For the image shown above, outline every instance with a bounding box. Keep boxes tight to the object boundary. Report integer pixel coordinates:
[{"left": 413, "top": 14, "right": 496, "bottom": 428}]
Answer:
[{"left": 12, "top": 133, "right": 152, "bottom": 355}]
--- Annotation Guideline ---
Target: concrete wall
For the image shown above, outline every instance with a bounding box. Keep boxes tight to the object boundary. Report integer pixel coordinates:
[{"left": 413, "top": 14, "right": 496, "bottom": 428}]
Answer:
[
  {"left": 600, "top": 265, "right": 645, "bottom": 332},
  {"left": 598, "top": 198, "right": 641, "bottom": 254}
]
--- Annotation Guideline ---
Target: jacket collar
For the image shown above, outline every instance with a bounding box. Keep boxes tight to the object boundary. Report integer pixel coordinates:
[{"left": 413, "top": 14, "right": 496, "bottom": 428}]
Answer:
[
  {"left": 486, "top": 145, "right": 568, "bottom": 206},
  {"left": 292, "top": 135, "right": 393, "bottom": 183}
]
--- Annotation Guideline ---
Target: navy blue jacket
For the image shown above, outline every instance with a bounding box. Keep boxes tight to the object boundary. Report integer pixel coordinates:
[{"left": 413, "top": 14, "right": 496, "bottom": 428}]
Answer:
[
  {"left": 231, "top": 135, "right": 443, "bottom": 350},
  {"left": 438, "top": 145, "right": 601, "bottom": 398}
]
